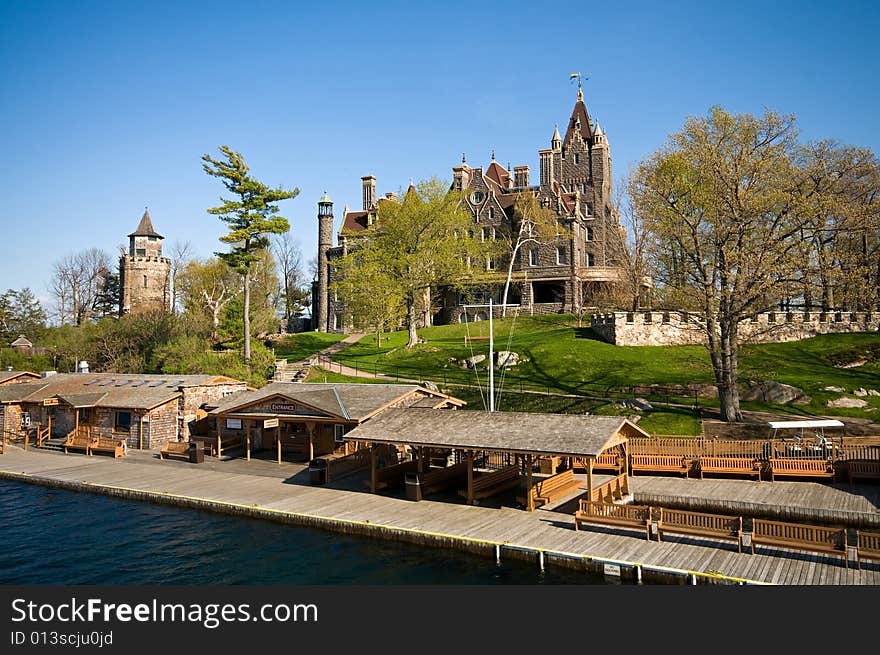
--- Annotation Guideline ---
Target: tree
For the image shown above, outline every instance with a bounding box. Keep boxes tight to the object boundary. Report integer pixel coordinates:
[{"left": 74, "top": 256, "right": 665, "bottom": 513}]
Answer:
[
  {"left": 498, "top": 191, "right": 560, "bottom": 317},
  {"left": 201, "top": 146, "right": 298, "bottom": 362},
  {"left": 50, "top": 248, "right": 111, "bottom": 325},
  {"left": 633, "top": 107, "right": 806, "bottom": 422},
  {"left": 272, "top": 232, "right": 310, "bottom": 331},
  {"left": 331, "top": 246, "right": 406, "bottom": 347},
  {"left": 168, "top": 239, "right": 194, "bottom": 315},
  {"left": 0, "top": 288, "right": 47, "bottom": 343},
  {"left": 177, "top": 258, "right": 241, "bottom": 343},
  {"left": 605, "top": 173, "right": 655, "bottom": 312},
  {"left": 335, "top": 178, "right": 489, "bottom": 348}
]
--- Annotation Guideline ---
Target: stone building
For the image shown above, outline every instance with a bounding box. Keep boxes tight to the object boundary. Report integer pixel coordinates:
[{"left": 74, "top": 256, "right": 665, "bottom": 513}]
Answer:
[
  {"left": 119, "top": 209, "right": 171, "bottom": 316},
  {"left": 0, "top": 373, "right": 247, "bottom": 451},
  {"left": 314, "top": 86, "right": 639, "bottom": 331}
]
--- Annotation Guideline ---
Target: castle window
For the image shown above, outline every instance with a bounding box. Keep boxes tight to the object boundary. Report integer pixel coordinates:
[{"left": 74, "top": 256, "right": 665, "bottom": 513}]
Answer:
[
  {"left": 135, "top": 248, "right": 146, "bottom": 256},
  {"left": 486, "top": 258, "right": 495, "bottom": 271},
  {"left": 574, "top": 153, "right": 580, "bottom": 165},
  {"left": 490, "top": 228, "right": 496, "bottom": 240},
  {"left": 471, "top": 191, "right": 484, "bottom": 204},
  {"left": 488, "top": 207, "right": 494, "bottom": 219},
  {"left": 556, "top": 247, "right": 567, "bottom": 265},
  {"left": 529, "top": 249, "right": 538, "bottom": 266},
  {"left": 586, "top": 253, "right": 595, "bottom": 267},
  {"left": 148, "top": 236, "right": 157, "bottom": 241},
  {"left": 585, "top": 227, "right": 593, "bottom": 242},
  {"left": 143, "top": 275, "right": 148, "bottom": 288}
]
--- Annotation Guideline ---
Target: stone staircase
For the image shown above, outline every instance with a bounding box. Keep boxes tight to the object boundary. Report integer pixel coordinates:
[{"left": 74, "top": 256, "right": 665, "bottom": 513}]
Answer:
[{"left": 272, "top": 333, "right": 365, "bottom": 383}]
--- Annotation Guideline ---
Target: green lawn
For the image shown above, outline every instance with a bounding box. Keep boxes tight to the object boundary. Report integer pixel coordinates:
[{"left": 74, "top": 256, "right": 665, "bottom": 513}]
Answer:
[
  {"left": 330, "top": 315, "right": 880, "bottom": 423},
  {"left": 271, "top": 332, "right": 346, "bottom": 363}
]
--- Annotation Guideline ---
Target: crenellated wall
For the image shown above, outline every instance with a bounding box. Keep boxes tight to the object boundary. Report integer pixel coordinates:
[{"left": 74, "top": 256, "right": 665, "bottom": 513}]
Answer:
[{"left": 591, "top": 310, "right": 880, "bottom": 346}]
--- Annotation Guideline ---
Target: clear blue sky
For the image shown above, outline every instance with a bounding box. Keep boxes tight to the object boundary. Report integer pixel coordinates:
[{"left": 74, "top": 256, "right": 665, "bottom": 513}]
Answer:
[{"left": 1, "top": 1, "right": 878, "bottom": 310}]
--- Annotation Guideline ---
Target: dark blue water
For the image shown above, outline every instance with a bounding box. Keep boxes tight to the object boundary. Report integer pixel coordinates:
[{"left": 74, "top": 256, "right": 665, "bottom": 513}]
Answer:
[{"left": 0, "top": 481, "right": 606, "bottom": 584}]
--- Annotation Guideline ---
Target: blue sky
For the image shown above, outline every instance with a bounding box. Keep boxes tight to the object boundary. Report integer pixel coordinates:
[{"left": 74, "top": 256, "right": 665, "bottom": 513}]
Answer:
[{"left": 1, "top": 1, "right": 878, "bottom": 310}]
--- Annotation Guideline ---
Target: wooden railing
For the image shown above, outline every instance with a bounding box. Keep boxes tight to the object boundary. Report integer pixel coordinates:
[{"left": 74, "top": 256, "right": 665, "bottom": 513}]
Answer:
[
  {"left": 589, "top": 473, "right": 630, "bottom": 503},
  {"left": 324, "top": 447, "right": 372, "bottom": 482}
]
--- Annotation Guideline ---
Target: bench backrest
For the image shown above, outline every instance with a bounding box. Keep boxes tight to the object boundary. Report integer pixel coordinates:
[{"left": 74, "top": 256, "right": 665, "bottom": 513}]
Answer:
[
  {"left": 753, "top": 519, "right": 845, "bottom": 550},
  {"left": 472, "top": 465, "right": 519, "bottom": 491},
  {"left": 659, "top": 508, "right": 741, "bottom": 534},
  {"left": 857, "top": 530, "right": 880, "bottom": 554},
  {"left": 531, "top": 469, "right": 574, "bottom": 495},
  {"left": 770, "top": 458, "right": 832, "bottom": 472},
  {"left": 578, "top": 500, "right": 651, "bottom": 522}
]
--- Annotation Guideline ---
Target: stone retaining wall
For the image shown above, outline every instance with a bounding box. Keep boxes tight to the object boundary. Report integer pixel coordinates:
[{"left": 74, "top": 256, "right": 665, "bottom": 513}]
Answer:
[{"left": 591, "top": 311, "right": 880, "bottom": 346}]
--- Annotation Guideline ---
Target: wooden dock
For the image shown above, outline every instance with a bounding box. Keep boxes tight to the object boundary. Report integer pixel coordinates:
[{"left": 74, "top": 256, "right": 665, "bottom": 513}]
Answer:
[{"left": 1, "top": 446, "right": 878, "bottom": 585}]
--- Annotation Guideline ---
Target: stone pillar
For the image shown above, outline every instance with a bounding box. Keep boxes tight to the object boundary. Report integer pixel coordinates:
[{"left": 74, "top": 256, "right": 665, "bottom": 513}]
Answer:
[{"left": 316, "top": 193, "right": 334, "bottom": 332}]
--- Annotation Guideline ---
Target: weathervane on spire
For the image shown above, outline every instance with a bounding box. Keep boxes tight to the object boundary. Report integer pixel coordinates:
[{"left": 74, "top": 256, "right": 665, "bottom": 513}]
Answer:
[
  {"left": 569, "top": 72, "right": 588, "bottom": 88},
  {"left": 490, "top": 149, "right": 495, "bottom": 161}
]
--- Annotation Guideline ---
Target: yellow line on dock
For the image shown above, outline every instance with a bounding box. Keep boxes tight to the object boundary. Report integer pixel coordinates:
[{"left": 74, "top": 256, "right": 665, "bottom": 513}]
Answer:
[{"left": 0, "top": 468, "right": 767, "bottom": 585}]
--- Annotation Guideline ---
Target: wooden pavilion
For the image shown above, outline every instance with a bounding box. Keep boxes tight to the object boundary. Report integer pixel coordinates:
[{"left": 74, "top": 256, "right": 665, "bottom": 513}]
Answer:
[
  {"left": 343, "top": 408, "right": 649, "bottom": 511},
  {"left": 205, "top": 382, "right": 465, "bottom": 462}
]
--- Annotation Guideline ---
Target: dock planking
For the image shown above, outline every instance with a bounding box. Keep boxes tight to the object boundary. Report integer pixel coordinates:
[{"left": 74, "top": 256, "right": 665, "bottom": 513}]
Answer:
[{"left": 1, "top": 446, "right": 878, "bottom": 585}]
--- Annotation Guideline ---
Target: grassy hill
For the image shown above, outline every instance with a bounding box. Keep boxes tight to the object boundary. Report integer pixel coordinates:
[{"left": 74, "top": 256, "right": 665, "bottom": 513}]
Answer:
[{"left": 319, "top": 314, "right": 880, "bottom": 430}]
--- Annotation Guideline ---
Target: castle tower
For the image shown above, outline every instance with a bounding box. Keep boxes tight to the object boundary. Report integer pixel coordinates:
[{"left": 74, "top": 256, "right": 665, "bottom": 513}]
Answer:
[
  {"left": 118, "top": 208, "right": 171, "bottom": 316},
  {"left": 315, "top": 192, "right": 334, "bottom": 332}
]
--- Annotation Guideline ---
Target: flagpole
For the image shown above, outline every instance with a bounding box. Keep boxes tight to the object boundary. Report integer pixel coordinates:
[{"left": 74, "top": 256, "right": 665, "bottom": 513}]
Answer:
[{"left": 488, "top": 298, "right": 494, "bottom": 413}]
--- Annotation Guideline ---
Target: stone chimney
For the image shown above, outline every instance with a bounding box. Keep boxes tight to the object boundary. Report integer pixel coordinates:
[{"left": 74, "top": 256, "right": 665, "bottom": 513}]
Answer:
[
  {"left": 452, "top": 165, "right": 471, "bottom": 192},
  {"left": 362, "top": 175, "right": 376, "bottom": 211},
  {"left": 514, "top": 165, "right": 530, "bottom": 188}
]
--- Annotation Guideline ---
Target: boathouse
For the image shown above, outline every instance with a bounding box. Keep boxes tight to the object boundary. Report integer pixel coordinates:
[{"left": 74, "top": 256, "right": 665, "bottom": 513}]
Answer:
[
  {"left": 343, "top": 408, "right": 648, "bottom": 511},
  {"left": 0, "top": 373, "right": 248, "bottom": 450},
  {"left": 204, "top": 382, "right": 465, "bottom": 461}
]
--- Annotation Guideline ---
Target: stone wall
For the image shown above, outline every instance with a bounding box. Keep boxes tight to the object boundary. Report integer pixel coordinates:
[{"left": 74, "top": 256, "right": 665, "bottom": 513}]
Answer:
[
  {"left": 180, "top": 382, "right": 248, "bottom": 439},
  {"left": 144, "top": 400, "right": 178, "bottom": 450},
  {"left": 591, "top": 310, "right": 880, "bottom": 346}
]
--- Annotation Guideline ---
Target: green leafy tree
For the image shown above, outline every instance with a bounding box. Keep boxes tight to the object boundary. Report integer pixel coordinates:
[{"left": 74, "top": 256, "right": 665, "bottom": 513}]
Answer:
[
  {"left": 0, "top": 288, "right": 48, "bottom": 343},
  {"left": 336, "top": 178, "right": 491, "bottom": 348},
  {"left": 201, "top": 145, "right": 298, "bottom": 362}
]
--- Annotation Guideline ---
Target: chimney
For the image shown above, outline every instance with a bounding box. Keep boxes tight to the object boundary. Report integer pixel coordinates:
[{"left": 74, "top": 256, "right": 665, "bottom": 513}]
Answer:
[
  {"left": 362, "top": 175, "right": 376, "bottom": 211},
  {"left": 452, "top": 165, "right": 471, "bottom": 192},
  {"left": 78, "top": 360, "right": 90, "bottom": 374},
  {"left": 514, "top": 165, "right": 530, "bottom": 188},
  {"left": 384, "top": 191, "right": 398, "bottom": 202}
]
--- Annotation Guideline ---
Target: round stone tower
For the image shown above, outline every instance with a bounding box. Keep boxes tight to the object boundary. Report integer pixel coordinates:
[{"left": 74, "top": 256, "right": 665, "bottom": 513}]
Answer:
[
  {"left": 118, "top": 208, "right": 171, "bottom": 316},
  {"left": 315, "top": 192, "right": 334, "bottom": 332}
]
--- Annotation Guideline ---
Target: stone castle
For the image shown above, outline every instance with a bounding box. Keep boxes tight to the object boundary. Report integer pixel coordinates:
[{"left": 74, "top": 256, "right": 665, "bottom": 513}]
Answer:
[
  {"left": 312, "top": 85, "right": 640, "bottom": 332},
  {"left": 118, "top": 209, "right": 171, "bottom": 316}
]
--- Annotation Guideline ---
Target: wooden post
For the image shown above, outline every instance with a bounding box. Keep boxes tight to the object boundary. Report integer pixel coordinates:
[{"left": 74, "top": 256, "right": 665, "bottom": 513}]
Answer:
[
  {"left": 277, "top": 427, "right": 281, "bottom": 464},
  {"left": 526, "top": 454, "right": 534, "bottom": 512},
  {"left": 216, "top": 416, "right": 222, "bottom": 458},
  {"left": 587, "top": 458, "right": 594, "bottom": 502},
  {"left": 46, "top": 414, "right": 52, "bottom": 445},
  {"left": 466, "top": 451, "right": 474, "bottom": 505},
  {"left": 74, "top": 409, "right": 79, "bottom": 438},
  {"left": 139, "top": 414, "right": 144, "bottom": 450},
  {"left": 246, "top": 420, "right": 251, "bottom": 461},
  {"left": 416, "top": 447, "right": 424, "bottom": 474},
  {"left": 370, "top": 445, "right": 377, "bottom": 493},
  {"left": 308, "top": 423, "right": 315, "bottom": 461}
]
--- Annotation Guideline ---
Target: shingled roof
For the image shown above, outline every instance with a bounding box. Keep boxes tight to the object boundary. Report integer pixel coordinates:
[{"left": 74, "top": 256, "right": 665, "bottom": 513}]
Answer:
[
  {"left": 0, "top": 370, "right": 40, "bottom": 384},
  {"left": 344, "top": 408, "right": 648, "bottom": 457},
  {"left": 208, "top": 382, "right": 464, "bottom": 421},
  {"left": 128, "top": 208, "right": 163, "bottom": 239},
  {"left": 341, "top": 210, "right": 370, "bottom": 234},
  {"left": 0, "top": 373, "right": 242, "bottom": 410},
  {"left": 563, "top": 91, "right": 592, "bottom": 147}
]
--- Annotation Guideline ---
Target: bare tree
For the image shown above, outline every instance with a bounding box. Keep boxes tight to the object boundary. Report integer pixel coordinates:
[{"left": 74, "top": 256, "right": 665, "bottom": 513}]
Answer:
[
  {"left": 272, "top": 232, "right": 308, "bottom": 331},
  {"left": 50, "top": 248, "right": 111, "bottom": 326},
  {"left": 177, "top": 258, "right": 241, "bottom": 343},
  {"left": 168, "top": 239, "right": 194, "bottom": 315}
]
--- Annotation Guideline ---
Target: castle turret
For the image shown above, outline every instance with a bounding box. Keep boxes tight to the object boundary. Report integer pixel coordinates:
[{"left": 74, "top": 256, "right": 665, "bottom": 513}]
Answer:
[
  {"left": 315, "top": 192, "right": 334, "bottom": 332},
  {"left": 119, "top": 208, "right": 171, "bottom": 315}
]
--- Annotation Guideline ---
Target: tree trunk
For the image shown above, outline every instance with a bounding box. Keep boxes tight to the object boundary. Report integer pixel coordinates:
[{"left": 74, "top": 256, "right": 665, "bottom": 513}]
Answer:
[
  {"left": 243, "top": 269, "right": 251, "bottom": 362},
  {"left": 406, "top": 292, "right": 418, "bottom": 348}
]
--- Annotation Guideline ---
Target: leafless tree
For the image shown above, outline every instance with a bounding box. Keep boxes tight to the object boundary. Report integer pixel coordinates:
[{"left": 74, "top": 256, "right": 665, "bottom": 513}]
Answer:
[{"left": 50, "top": 248, "right": 111, "bottom": 325}]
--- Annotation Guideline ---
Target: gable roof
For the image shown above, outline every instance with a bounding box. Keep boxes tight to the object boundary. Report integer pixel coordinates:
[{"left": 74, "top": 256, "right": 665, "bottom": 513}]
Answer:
[
  {"left": 208, "top": 382, "right": 465, "bottom": 421},
  {"left": 484, "top": 161, "right": 511, "bottom": 192},
  {"left": 343, "top": 408, "right": 648, "bottom": 458},
  {"left": 341, "top": 210, "right": 370, "bottom": 234},
  {"left": 0, "top": 373, "right": 245, "bottom": 410},
  {"left": 0, "top": 370, "right": 40, "bottom": 384},
  {"left": 10, "top": 335, "right": 33, "bottom": 347},
  {"left": 128, "top": 208, "right": 163, "bottom": 239}
]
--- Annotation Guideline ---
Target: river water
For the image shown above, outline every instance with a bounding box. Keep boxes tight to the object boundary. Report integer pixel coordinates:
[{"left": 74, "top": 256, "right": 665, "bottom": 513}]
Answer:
[{"left": 0, "top": 480, "right": 609, "bottom": 585}]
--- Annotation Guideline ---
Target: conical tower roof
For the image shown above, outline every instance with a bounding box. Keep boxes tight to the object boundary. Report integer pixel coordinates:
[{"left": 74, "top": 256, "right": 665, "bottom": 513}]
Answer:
[{"left": 128, "top": 208, "right": 163, "bottom": 238}]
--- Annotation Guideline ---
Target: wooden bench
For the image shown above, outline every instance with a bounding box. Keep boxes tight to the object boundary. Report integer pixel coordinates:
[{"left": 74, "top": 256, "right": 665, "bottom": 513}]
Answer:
[
  {"left": 160, "top": 440, "right": 191, "bottom": 460},
  {"left": 90, "top": 436, "right": 125, "bottom": 458},
  {"left": 574, "top": 500, "right": 653, "bottom": 540},
  {"left": 751, "top": 519, "right": 848, "bottom": 568},
  {"left": 192, "top": 435, "right": 243, "bottom": 457},
  {"left": 420, "top": 461, "right": 469, "bottom": 495},
  {"left": 656, "top": 507, "right": 743, "bottom": 552},
  {"left": 64, "top": 434, "right": 95, "bottom": 455},
  {"left": 458, "top": 465, "right": 520, "bottom": 501},
  {"left": 463, "top": 335, "right": 490, "bottom": 344},
  {"left": 365, "top": 460, "right": 418, "bottom": 491},
  {"left": 516, "top": 468, "right": 582, "bottom": 509},
  {"left": 856, "top": 530, "right": 880, "bottom": 570},
  {"left": 630, "top": 454, "right": 691, "bottom": 478},
  {"left": 697, "top": 456, "right": 761, "bottom": 480},
  {"left": 591, "top": 452, "right": 625, "bottom": 474},
  {"left": 768, "top": 457, "right": 834, "bottom": 481},
  {"left": 847, "top": 459, "right": 880, "bottom": 484}
]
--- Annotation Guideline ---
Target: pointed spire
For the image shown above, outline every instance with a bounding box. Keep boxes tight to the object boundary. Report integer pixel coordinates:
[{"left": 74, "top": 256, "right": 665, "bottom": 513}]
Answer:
[
  {"left": 128, "top": 207, "right": 163, "bottom": 238},
  {"left": 577, "top": 85, "right": 583, "bottom": 102},
  {"left": 319, "top": 190, "right": 332, "bottom": 204},
  {"left": 552, "top": 124, "right": 561, "bottom": 149},
  {"left": 594, "top": 121, "right": 603, "bottom": 136}
]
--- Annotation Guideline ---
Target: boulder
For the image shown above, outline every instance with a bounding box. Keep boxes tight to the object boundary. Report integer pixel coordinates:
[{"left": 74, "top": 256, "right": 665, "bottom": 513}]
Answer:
[
  {"left": 688, "top": 383, "right": 719, "bottom": 399},
  {"left": 823, "top": 386, "right": 846, "bottom": 393},
  {"left": 869, "top": 390, "right": 880, "bottom": 397},
  {"left": 853, "top": 388, "right": 868, "bottom": 397},
  {"left": 421, "top": 380, "right": 439, "bottom": 392},
  {"left": 496, "top": 351, "right": 520, "bottom": 368},
  {"left": 462, "top": 354, "right": 486, "bottom": 369},
  {"left": 827, "top": 396, "right": 869, "bottom": 409},
  {"left": 741, "top": 381, "right": 805, "bottom": 404},
  {"left": 621, "top": 398, "right": 653, "bottom": 412}
]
